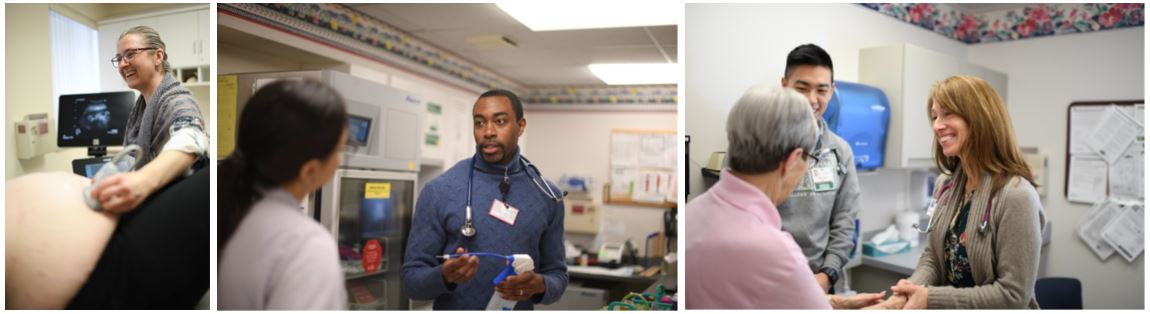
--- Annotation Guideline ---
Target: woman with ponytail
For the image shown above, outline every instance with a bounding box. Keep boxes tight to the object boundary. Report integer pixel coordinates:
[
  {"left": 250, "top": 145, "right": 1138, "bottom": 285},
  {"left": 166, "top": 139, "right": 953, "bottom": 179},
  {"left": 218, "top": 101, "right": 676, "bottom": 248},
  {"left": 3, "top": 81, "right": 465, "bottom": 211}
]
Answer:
[{"left": 218, "top": 79, "right": 349, "bottom": 310}]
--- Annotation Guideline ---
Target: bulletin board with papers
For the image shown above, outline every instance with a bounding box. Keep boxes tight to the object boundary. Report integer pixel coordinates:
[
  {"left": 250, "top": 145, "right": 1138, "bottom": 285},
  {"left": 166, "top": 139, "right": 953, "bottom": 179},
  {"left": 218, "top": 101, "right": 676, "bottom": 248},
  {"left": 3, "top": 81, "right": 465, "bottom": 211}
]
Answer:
[
  {"left": 607, "top": 129, "right": 677, "bottom": 208},
  {"left": 1067, "top": 101, "right": 1145, "bottom": 263},
  {"left": 1064, "top": 101, "right": 1144, "bottom": 204}
]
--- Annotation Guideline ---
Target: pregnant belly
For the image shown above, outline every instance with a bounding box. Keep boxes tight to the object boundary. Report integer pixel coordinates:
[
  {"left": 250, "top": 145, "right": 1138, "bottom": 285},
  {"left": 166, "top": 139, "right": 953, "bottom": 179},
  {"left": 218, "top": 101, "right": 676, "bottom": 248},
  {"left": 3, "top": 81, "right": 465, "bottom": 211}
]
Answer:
[{"left": 6, "top": 172, "right": 119, "bottom": 309}]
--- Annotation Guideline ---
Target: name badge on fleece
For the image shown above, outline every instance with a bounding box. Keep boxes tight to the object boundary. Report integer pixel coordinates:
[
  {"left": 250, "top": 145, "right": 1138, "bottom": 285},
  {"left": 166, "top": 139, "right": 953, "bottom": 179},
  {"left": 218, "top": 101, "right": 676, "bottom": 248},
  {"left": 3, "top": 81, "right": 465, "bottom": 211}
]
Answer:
[
  {"left": 811, "top": 166, "right": 835, "bottom": 190},
  {"left": 489, "top": 199, "right": 519, "bottom": 226}
]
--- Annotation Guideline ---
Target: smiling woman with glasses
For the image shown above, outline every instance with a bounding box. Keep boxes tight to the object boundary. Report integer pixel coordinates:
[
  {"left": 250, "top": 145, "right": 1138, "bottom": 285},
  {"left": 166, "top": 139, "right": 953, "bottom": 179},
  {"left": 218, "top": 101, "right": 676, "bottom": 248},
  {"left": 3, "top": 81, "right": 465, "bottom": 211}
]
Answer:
[
  {"left": 5, "top": 25, "right": 210, "bottom": 310},
  {"left": 78, "top": 25, "right": 211, "bottom": 305},
  {"left": 95, "top": 25, "right": 208, "bottom": 214}
]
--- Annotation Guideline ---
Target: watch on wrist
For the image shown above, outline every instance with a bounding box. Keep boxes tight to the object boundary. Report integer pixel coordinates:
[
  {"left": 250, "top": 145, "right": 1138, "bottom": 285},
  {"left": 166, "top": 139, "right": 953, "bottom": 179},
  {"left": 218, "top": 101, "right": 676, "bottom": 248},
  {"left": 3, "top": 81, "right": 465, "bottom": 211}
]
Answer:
[{"left": 820, "top": 267, "right": 839, "bottom": 286}]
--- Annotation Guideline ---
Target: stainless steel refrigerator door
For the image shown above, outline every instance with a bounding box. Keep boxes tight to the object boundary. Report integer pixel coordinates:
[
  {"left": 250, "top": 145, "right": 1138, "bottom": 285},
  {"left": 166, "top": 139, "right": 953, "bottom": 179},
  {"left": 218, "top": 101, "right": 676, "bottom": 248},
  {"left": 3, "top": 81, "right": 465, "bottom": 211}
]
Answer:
[{"left": 318, "top": 169, "right": 417, "bottom": 310}]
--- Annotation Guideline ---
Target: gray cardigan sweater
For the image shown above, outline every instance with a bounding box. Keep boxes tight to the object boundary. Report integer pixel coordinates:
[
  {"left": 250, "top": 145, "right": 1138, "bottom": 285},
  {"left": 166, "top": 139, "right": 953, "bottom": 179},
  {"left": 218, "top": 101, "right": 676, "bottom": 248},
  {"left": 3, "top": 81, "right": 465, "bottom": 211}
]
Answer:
[
  {"left": 124, "top": 74, "right": 205, "bottom": 169},
  {"left": 909, "top": 169, "right": 1045, "bottom": 309}
]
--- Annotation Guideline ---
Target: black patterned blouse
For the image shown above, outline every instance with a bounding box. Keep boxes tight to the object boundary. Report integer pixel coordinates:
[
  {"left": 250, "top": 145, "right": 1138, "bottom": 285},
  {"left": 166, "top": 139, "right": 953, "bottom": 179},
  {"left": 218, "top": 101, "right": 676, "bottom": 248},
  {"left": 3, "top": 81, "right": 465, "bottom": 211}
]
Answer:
[{"left": 943, "top": 196, "right": 976, "bottom": 288}]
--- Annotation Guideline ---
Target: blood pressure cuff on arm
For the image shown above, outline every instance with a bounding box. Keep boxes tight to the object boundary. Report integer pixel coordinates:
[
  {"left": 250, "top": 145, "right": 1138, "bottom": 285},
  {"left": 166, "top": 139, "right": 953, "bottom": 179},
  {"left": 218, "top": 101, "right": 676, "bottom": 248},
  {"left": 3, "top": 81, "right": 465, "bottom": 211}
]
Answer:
[{"left": 161, "top": 116, "right": 209, "bottom": 158}]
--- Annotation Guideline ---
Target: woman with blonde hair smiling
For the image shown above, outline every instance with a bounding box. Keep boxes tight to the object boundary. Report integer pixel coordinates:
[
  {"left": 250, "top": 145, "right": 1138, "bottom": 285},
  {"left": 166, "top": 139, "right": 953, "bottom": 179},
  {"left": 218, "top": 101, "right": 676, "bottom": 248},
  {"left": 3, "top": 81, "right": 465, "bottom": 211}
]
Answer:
[{"left": 891, "top": 75, "right": 1045, "bottom": 309}]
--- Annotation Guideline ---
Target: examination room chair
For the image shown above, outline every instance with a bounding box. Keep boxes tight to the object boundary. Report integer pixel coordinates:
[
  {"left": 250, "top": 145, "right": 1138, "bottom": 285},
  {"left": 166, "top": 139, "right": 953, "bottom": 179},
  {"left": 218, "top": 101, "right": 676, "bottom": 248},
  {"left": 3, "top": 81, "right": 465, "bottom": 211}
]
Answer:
[{"left": 1034, "top": 277, "right": 1082, "bottom": 309}]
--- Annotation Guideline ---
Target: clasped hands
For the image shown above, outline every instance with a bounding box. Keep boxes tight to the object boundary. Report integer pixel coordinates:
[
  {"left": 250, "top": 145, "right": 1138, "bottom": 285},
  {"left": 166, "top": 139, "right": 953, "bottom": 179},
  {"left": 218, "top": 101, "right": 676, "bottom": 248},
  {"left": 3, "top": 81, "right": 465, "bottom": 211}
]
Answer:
[{"left": 833, "top": 278, "right": 927, "bottom": 309}]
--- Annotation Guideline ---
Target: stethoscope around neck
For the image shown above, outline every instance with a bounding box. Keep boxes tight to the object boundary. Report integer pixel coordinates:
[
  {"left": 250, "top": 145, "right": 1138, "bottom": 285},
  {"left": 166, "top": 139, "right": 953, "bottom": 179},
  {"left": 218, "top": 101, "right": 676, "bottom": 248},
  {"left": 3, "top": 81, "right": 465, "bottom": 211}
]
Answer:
[
  {"left": 460, "top": 153, "right": 563, "bottom": 238},
  {"left": 914, "top": 178, "right": 992, "bottom": 235}
]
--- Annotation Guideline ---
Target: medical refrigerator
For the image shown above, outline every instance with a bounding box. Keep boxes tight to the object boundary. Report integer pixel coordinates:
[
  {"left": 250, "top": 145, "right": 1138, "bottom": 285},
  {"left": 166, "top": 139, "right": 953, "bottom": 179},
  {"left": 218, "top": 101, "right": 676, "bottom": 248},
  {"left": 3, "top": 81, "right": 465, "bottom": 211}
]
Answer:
[{"left": 314, "top": 169, "right": 417, "bottom": 310}]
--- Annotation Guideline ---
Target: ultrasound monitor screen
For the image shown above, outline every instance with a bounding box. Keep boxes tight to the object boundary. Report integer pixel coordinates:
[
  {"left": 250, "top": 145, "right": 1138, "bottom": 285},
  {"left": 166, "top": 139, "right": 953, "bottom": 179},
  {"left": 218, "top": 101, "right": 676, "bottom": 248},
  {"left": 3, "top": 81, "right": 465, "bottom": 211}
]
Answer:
[
  {"left": 348, "top": 114, "right": 372, "bottom": 147},
  {"left": 57, "top": 91, "right": 135, "bottom": 147}
]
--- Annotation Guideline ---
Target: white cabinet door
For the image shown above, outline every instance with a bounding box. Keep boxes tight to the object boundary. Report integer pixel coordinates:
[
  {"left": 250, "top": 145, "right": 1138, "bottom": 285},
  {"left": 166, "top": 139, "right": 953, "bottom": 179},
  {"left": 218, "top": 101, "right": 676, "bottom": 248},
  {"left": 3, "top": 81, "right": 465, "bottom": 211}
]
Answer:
[
  {"left": 902, "top": 44, "right": 957, "bottom": 168},
  {"left": 859, "top": 45, "right": 908, "bottom": 168},
  {"left": 861, "top": 44, "right": 996, "bottom": 169},
  {"left": 196, "top": 9, "right": 210, "bottom": 65},
  {"left": 959, "top": 62, "right": 1008, "bottom": 104},
  {"left": 154, "top": 11, "right": 197, "bottom": 69}
]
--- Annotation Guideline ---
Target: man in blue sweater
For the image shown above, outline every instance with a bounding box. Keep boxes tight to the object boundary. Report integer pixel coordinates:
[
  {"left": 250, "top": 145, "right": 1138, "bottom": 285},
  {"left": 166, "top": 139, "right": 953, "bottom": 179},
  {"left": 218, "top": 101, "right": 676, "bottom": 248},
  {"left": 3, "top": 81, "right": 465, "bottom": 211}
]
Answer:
[{"left": 403, "top": 89, "right": 568, "bottom": 310}]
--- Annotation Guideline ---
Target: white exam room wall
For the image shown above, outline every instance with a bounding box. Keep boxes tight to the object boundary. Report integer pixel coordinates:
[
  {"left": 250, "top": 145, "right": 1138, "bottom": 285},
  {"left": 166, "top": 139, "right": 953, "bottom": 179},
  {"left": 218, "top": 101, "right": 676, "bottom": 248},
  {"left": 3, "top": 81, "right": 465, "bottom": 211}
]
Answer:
[
  {"left": 685, "top": 3, "right": 968, "bottom": 201},
  {"left": 526, "top": 110, "right": 678, "bottom": 255},
  {"left": 967, "top": 27, "right": 1144, "bottom": 309},
  {"left": 686, "top": 3, "right": 1144, "bottom": 309}
]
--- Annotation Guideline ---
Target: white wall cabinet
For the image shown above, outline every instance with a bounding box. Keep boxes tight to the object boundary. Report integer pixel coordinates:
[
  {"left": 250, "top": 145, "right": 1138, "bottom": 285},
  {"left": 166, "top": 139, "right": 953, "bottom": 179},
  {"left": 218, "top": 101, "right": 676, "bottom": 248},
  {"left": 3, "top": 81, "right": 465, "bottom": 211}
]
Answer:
[
  {"left": 196, "top": 10, "right": 210, "bottom": 65},
  {"left": 859, "top": 44, "right": 1007, "bottom": 169},
  {"left": 152, "top": 9, "right": 210, "bottom": 68},
  {"left": 98, "top": 8, "right": 209, "bottom": 92},
  {"left": 959, "top": 62, "right": 1009, "bottom": 102},
  {"left": 154, "top": 11, "right": 197, "bottom": 69}
]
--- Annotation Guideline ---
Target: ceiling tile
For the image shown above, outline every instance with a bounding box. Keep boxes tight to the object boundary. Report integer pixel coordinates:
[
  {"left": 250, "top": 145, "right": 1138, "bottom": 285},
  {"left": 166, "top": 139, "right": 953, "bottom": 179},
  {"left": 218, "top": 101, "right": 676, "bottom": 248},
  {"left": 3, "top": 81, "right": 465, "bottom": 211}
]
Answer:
[{"left": 345, "top": 3, "right": 679, "bottom": 87}]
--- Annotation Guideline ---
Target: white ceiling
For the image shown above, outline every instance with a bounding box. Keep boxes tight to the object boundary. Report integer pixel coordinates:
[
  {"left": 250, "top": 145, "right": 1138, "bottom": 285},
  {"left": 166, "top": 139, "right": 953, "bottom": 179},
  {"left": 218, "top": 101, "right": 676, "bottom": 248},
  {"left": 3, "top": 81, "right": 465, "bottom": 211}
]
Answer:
[{"left": 345, "top": 3, "right": 677, "bottom": 87}]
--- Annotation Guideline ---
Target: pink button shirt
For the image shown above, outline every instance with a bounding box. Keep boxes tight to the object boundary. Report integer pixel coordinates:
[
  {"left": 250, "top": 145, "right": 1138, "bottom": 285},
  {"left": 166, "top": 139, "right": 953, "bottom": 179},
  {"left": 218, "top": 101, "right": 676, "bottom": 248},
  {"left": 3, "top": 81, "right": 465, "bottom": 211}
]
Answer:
[{"left": 685, "top": 170, "right": 831, "bottom": 309}]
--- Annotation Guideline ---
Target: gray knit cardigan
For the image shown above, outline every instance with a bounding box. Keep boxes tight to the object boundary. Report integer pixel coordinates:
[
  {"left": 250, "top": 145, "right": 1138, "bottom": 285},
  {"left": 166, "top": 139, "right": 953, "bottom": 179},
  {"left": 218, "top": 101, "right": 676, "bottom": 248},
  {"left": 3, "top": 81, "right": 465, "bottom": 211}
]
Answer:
[{"left": 909, "top": 168, "right": 1046, "bottom": 309}]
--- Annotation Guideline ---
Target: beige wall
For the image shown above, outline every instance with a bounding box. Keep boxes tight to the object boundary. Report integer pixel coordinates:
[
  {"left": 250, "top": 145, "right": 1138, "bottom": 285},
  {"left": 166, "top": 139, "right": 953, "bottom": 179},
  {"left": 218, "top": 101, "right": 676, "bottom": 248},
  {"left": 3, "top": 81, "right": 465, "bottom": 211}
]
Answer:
[
  {"left": 5, "top": 4, "right": 210, "bottom": 179},
  {"left": 968, "top": 27, "right": 1144, "bottom": 310},
  {"left": 524, "top": 110, "right": 678, "bottom": 254},
  {"left": 5, "top": 4, "right": 89, "bottom": 179}
]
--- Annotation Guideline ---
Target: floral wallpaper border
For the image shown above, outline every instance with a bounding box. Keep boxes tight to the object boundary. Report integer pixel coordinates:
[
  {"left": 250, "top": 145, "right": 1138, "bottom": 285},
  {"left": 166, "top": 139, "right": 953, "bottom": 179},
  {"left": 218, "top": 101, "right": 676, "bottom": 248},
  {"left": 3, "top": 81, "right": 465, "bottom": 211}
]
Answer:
[
  {"left": 522, "top": 85, "right": 678, "bottom": 105},
  {"left": 860, "top": 3, "right": 1144, "bottom": 44},
  {"left": 221, "top": 3, "right": 677, "bottom": 106},
  {"left": 224, "top": 3, "right": 519, "bottom": 90}
]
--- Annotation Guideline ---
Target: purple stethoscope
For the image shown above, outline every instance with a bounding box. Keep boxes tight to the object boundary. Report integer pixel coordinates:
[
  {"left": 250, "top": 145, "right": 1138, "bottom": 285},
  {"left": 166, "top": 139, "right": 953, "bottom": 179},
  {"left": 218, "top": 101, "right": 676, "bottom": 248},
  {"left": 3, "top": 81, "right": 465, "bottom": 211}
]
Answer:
[{"left": 914, "top": 178, "right": 992, "bottom": 235}]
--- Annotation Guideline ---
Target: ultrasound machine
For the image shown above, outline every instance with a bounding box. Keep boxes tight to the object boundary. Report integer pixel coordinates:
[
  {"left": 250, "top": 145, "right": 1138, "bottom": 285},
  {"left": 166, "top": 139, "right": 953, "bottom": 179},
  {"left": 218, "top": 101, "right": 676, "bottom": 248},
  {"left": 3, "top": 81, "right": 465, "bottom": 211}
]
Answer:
[{"left": 57, "top": 91, "right": 136, "bottom": 178}]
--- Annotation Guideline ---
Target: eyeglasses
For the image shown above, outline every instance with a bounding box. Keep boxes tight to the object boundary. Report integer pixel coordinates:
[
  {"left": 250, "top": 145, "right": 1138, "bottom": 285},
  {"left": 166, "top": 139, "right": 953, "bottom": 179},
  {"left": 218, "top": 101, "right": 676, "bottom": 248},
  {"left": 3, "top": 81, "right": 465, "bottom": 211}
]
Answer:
[
  {"left": 805, "top": 147, "right": 830, "bottom": 166},
  {"left": 110, "top": 47, "right": 157, "bottom": 68}
]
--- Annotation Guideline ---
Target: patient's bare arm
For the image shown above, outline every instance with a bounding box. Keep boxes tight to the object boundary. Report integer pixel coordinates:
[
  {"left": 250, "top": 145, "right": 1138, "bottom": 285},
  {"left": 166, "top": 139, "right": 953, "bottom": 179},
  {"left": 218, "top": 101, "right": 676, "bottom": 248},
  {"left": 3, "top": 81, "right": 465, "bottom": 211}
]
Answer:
[{"left": 6, "top": 172, "right": 119, "bottom": 309}]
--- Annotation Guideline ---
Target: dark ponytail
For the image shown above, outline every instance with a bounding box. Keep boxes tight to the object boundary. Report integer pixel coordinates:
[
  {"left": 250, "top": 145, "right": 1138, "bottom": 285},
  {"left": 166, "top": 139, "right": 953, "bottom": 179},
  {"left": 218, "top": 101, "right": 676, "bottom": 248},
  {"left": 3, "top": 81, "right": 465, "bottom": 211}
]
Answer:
[
  {"left": 218, "top": 79, "right": 348, "bottom": 252},
  {"left": 218, "top": 150, "right": 258, "bottom": 252}
]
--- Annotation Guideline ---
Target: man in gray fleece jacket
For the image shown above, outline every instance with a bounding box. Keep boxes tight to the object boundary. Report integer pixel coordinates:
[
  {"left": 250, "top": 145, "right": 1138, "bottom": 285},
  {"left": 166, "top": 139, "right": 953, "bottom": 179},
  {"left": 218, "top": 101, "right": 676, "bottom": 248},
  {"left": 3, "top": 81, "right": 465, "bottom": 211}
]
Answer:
[{"left": 776, "top": 44, "right": 861, "bottom": 293}]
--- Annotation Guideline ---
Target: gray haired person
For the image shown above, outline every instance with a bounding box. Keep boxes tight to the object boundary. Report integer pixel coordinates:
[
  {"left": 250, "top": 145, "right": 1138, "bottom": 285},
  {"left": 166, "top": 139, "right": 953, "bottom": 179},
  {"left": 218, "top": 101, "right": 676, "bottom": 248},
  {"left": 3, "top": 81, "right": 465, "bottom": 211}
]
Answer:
[
  {"left": 726, "top": 86, "right": 819, "bottom": 173},
  {"left": 686, "top": 85, "right": 889, "bottom": 309}
]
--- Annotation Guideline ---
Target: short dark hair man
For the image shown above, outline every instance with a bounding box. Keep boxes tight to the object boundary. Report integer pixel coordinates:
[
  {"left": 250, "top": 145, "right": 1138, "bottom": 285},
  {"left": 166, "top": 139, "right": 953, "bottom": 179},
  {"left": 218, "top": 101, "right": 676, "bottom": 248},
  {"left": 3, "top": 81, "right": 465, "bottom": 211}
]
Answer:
[
  {"left": 403, "top": 89, "right": 568, "bottom": 310},
  {"left": 778, "top": 43, "right": 861, "bottom": 294}
]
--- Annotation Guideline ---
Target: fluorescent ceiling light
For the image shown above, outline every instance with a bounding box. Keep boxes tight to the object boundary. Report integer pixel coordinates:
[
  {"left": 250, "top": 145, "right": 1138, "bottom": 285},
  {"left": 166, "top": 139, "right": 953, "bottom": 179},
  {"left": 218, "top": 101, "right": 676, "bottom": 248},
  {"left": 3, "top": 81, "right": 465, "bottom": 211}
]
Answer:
[
  {"left": 589, "top": 63, "right": 677, "bottom": 85},
  {"left": 496, "top": 3, "right": 678, "bottom": 31}
]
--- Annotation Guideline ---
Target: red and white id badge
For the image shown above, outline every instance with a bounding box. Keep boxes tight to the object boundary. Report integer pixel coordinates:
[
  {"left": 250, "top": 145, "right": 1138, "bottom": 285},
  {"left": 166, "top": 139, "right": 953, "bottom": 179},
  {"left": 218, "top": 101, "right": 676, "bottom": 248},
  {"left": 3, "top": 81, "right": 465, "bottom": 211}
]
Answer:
[{"left": 488, "top": 199, "right": 519, "bottom": 226}]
